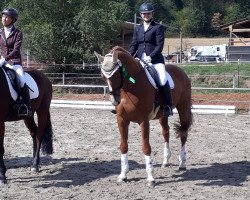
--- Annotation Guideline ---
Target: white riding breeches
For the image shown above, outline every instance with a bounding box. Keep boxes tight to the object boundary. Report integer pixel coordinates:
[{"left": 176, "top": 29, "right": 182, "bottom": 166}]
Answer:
[
  {"left": 5, "top": 64, "right": 26, "bottom": 87},
  {"left": 153, "top": 63, "right": 168, "bottom": 86},
  {"left": 141, "top": 53, "right": 168, "bottom": 86}
]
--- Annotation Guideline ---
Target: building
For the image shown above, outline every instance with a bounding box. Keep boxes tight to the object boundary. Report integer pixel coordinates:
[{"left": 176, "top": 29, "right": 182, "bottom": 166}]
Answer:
[{"left": 220, "top": 16, "right": 250, "bottom": 62}]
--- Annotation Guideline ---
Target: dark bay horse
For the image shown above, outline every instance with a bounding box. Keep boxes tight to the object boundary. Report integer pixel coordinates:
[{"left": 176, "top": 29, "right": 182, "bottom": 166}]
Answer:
[
  {"left": 95, "top": 46, "right": 193, "bottom": 187},
  {"left": 0, "top": 66, "right": 53, "bottom": 185}
]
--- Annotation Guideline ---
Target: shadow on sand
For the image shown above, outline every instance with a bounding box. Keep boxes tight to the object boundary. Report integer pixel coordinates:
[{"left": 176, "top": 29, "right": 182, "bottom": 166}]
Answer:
[
  {"left": 5, "top": 156, "right": 144, "bottom": 188},
  {"left": 170, "top": 161, "right": 249, "bottom": 187},
  {"left": 6, "top": 156, "right": 249, "bottom": 188}
]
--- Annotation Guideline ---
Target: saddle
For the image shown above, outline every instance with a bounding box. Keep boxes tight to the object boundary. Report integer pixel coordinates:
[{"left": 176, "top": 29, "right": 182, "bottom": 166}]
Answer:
[
  {"left": 145, "top": 64, "right": 161, "bottom": 88},
  {"left": 2, "top": 66, "right": 39, "bottom": 119},
  {"left": 136, "top": 59, "right": 174, "bottom": 90},
  {"left": 137, "top": 60, "right": 175, "bottom": 112}
]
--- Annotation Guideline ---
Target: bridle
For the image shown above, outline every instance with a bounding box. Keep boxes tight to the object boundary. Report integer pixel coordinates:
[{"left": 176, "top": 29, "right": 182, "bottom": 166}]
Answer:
[
  {"left": 101, "top": 53, "right": 137, "bottom": 97},
  {"left": 101, "top": 58, "right": 124, "bottom": 96},
  {"left": 108, "top": 67, "right": 124, "bottom": 96}
]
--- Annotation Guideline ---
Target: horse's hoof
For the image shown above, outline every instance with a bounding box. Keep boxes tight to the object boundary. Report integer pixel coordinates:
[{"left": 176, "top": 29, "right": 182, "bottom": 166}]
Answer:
[
  {"left": 117, "top": 178, "right": 127, "bottom": 183},
  {"left": 179, "top": 167, "right": 186, "bottom": 171},
  {"left": 30, "top": 167, "right": 39, "bottom": 172},
  {"left": 148, "top": 180, "right": 156, "bottom": 188}
]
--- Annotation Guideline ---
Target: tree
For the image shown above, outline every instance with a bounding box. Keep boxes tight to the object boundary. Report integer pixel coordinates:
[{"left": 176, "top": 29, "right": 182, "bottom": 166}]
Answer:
[
  {"left": 75, "top": 0, "right": 131, "bottom": 63},
  {"left": 5, "top": 0, "right": 80, "bottom": 63},
  {"left": 1, "top": 0, "right": 248, "bottom": 63},
  {"left": 4, "top": 0, "right": 131, "bottom": 64}
]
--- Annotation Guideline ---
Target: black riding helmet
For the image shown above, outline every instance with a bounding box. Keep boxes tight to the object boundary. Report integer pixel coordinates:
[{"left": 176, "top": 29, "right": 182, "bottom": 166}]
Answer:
[
  {"left": 2, "top": 8, "right": 18, "bottom": 22},
  {"left": 139, "top": 3, "right": 154, "bottom": 13}
]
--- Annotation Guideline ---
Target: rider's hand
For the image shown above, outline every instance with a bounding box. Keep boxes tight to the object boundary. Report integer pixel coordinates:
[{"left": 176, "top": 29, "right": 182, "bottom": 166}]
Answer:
[
  {"left": 0, "top": 57, "right": 6, "bottom": 67},
  {"left": 144, "top": 56, "right": 152, "bottom": 64}
]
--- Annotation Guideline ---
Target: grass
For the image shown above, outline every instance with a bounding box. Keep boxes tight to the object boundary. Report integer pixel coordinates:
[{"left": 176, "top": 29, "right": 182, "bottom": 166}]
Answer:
[
  {"left": 179, "top": 63, "right": 250, "bottom": 76},
  {"left": 174, "top": 63, "right": 250, "bottom": 91}
]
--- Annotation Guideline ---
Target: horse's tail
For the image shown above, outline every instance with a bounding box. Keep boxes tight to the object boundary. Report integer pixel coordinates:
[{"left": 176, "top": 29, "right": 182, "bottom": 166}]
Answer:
[
  {"left": 174, "top": 97, "right": 193, "bottom": 138},
  {"left": 41, "top": 111, "right": 53, "bottom": 155}
]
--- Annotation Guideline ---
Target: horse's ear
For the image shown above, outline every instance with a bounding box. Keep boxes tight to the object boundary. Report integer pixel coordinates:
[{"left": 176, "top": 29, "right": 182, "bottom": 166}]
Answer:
[
  {"left": 94, "top": 51, "right": 104, "bottom": 63},
  {"left": 113, "top": 50, "right": 118, "bottom": 63}
]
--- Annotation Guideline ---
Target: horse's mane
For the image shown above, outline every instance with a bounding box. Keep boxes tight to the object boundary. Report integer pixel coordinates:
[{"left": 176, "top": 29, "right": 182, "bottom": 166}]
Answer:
[
  {"left": 111, "top": 46, "right": 130, "bottom": 56},
  {"left": 111, "top": 46, "right": 141, "bottom": 68}
]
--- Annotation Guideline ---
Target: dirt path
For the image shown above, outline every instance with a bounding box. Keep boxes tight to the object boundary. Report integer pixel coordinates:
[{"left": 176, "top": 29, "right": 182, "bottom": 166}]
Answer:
[{"left": 0, "top": 108, "right": 249, "bottom": 200}]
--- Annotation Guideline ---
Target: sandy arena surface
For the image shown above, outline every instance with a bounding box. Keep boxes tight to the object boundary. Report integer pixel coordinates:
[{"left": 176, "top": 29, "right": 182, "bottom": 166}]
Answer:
[{"left": 0, "top": 108, "right": 249, "bottom": 200}]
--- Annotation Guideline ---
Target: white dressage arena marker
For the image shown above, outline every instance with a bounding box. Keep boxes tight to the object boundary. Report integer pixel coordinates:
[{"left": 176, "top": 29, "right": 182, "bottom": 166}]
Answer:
[{"left": 50, "top": 100, "right": 236, "bottom": 114}]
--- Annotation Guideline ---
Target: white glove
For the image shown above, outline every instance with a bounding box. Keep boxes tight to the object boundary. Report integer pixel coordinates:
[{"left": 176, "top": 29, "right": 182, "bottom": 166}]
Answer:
[
  {"left": 0, "top": 57, "right": 6, "bottom": 67},
  {"left": 144, "top": 56, "right": 152, "bottom": 64}
]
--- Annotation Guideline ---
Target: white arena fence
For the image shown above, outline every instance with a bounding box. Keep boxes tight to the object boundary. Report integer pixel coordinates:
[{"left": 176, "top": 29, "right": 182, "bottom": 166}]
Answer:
[
  {"left": 47, "top": 72, "right": 250, "bottom": 92},
  {"left": 50, "top": 100, "right": 236, "bottom": 115}
]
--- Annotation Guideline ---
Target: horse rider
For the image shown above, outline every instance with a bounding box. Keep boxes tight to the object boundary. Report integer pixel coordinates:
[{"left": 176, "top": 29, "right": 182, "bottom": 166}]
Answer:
[
  {"left": 0, "top": 8, "right": 32, "bottom": 117},
  {"left": 128, "top": 2, "right": 173, "bottom": 117}
]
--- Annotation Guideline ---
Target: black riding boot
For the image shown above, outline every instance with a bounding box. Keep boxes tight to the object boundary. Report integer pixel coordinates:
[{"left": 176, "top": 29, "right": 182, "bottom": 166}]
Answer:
[
  {"left": 160, "top": 81, "right": 173, "bottom": 117},
  {"left": 18, "top": 84, "right": 32, "bottom": 117}
]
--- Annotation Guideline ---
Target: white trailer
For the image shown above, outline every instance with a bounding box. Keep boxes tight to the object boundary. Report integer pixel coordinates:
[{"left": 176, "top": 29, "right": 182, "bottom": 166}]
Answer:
[{"left": 188, "top": 44, "right": 227, "bottom": 62}]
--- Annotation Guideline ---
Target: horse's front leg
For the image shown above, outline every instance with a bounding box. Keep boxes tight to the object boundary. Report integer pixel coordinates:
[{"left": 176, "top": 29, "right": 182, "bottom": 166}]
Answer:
[
  {"left": 140, "top": 120, "right": 155, "bottom": 187},
  {"left": 117, "top": 116, "right": 130, "bottom": 182},
  {"left": 0, "top": 122, "right": 6, "bottom": 185}
]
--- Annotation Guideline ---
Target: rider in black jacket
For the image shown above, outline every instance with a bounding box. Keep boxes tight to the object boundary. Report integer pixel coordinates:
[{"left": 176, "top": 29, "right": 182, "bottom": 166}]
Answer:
[
  {"left": 129, "top": 2, "right": 173, "bottom": 116},
  {"left": 0, "top": 8, "right": 32, "bottom": 117}
]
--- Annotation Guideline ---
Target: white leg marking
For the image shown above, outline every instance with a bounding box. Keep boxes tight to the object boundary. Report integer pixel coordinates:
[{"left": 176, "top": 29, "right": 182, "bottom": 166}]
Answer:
[
  {"left": 162, "top": 142, "right": 171, "bottom": 166},
  {"left": 179, "top": 145, "right": 186, "bottom": 170},
  {"left": 118, "top": 153, "right": 129, "bottom": 182},
  {"left": 144, "top": 155, "right": 155, "bottom": 183}
]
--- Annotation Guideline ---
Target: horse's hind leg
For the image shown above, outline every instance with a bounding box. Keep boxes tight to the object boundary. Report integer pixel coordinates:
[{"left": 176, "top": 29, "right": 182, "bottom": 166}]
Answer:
[
  {"left": 176, "top": 101, "right": 193, "bottom": 171},
  {"left": 24, "top": 117, "right": 39, "bottom": 171},
  {"left": 0, "top": 122, "right": 7, "bottom": 185},
  {"left": 159, "top": 117, "right": 172, "bottom": 167}
]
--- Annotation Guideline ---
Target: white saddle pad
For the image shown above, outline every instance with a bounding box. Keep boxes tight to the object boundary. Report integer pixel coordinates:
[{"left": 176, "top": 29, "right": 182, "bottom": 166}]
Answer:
[
  {"left": 140, "top": 61, "right": 175, "bottom": 89},
  {"left": 3, "top": 70, "right": 39, "bottom": 101}
]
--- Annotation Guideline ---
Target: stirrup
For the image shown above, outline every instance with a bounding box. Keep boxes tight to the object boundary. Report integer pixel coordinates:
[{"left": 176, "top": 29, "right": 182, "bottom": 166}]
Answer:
[
  {"left": 163, "top": 106, "right": 173, "bottom": 117},
  {"left": 18, "top": 104, "right": 32, "bottom": 117}
]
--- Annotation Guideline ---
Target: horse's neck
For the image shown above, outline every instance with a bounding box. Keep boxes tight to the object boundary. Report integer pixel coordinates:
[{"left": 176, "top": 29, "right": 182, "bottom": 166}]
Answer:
[{"left": 118, "top": 52, "right": 142, "bottom": 75}]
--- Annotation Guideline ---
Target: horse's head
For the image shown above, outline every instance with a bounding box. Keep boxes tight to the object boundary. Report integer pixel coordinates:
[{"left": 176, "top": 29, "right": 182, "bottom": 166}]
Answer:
[{"left": 94, "top": 50, "right": 122, "bottom": 106}]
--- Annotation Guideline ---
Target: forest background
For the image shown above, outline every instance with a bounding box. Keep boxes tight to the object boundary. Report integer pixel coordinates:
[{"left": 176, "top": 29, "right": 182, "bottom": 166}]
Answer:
[{"left": 1, "top": 0, "right": 249, "bottom": 64}]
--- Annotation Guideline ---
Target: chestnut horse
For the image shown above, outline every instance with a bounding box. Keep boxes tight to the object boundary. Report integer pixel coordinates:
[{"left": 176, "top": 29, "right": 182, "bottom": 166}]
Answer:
[
  {"left": 95, "top": 46, "right": 193, "bottom": 187},
  {"left": 0, "top": 66, "right": 53, "bottom": 185}
]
